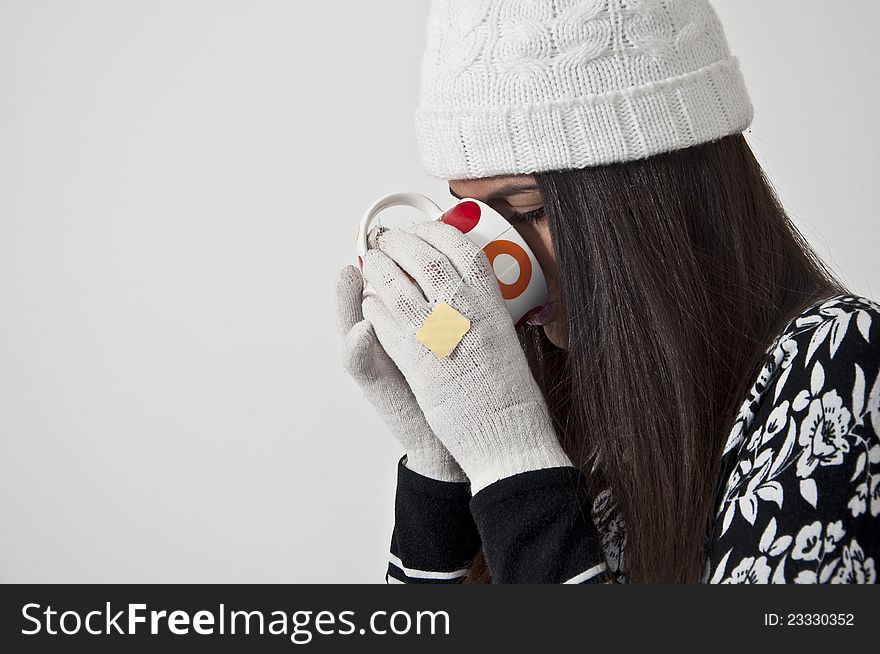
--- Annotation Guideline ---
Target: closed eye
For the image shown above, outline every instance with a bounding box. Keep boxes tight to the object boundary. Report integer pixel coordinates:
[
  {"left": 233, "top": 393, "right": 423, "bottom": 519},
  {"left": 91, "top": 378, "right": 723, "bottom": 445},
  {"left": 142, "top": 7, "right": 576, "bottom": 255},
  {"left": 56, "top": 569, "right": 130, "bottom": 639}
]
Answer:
[{"left": 508, "top": 207, "right": 546, "bottom": 224}]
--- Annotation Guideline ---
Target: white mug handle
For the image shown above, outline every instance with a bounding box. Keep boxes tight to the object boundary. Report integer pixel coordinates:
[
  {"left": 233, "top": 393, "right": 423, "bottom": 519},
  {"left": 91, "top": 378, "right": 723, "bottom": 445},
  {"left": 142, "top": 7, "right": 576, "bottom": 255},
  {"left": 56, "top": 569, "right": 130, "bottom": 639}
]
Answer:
[
  {"left": 356, "top": 192, "right": 443, "bottom": 258},
  {"left": 356, "top": 192, "right": 444, "bottom": 301}
]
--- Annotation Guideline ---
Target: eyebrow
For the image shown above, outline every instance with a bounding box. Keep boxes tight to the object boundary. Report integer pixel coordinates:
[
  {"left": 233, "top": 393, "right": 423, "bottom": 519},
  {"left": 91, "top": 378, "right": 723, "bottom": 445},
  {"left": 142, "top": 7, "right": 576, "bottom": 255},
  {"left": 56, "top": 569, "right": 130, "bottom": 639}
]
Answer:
[{"left": 448, "top": 182, "right": 540, "bottom": 202}]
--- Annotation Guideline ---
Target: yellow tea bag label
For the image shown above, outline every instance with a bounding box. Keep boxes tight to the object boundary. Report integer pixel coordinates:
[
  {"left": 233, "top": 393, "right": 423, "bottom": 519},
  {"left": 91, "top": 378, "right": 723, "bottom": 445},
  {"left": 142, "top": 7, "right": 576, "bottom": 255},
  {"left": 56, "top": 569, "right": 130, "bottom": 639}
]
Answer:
[{"left": 415, "top": 302, "right": 471, "bottom": 358}]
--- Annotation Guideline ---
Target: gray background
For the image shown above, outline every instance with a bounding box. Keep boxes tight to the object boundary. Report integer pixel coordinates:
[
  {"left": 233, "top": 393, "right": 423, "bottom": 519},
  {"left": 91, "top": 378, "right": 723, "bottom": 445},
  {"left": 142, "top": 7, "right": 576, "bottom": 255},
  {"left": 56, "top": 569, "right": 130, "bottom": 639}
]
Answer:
[{"left": 0, "top": 0, "right": 877, "bottom": 582}]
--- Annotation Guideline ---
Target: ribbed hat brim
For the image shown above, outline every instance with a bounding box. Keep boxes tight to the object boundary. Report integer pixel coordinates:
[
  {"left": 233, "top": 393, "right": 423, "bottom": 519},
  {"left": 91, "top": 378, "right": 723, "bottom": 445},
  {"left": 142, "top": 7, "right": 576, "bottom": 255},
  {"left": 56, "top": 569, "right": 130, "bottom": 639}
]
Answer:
[{"left": 415, "top": 56, "right": 753, "bottom": 180}]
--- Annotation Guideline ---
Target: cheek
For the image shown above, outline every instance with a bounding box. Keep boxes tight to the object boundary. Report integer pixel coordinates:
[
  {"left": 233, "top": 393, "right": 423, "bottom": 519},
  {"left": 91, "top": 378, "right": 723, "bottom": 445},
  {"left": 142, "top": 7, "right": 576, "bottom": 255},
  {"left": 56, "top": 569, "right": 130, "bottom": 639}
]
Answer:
[{"left": 517, "top": 222, "right": 558, "bottom": 280}]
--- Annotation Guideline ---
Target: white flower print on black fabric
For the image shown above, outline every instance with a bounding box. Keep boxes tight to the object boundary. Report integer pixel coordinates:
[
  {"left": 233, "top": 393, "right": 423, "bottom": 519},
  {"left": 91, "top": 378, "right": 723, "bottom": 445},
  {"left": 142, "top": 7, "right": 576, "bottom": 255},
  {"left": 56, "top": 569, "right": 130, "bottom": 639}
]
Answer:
[
  {"left": 591, "top": 487, "right": 628, "bottom": 583},
  {"left": 721, "top": 555, "right": 772, "bottom": 584},
  {"left": 722, "top": 334, "right": 800, "bottom": 458},
  {"left": 831, "top": 539, "right": 877, "bottom": 583},
  {"left": 795, "top": 380, "right": 852, "bottom": 478},
  {"left": 708, "top": 516, "right": 875, "bottom": 584},
  {"left": 703, "top": 294, "right": 880, "bottom": 584}
]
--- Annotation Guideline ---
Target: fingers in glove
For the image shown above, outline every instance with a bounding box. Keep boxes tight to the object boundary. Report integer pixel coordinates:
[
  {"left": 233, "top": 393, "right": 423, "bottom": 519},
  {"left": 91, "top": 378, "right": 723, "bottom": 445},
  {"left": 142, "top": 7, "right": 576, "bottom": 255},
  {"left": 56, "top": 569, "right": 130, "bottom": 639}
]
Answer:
[
  {"left": 341, "top": 319, "right": 377, "bottom": 380},
  {"left": 366, "top": 224, "right": 390, "bottom": 250},
  {"left": 372, "top": 227, "right": 461, "bottom": 304},
  {"left": 413, "top": 220, "right": 496, "bottom": 293},
  {"left": 361, "top": 294, "right": 415, "bottom": 358},
  {"left": 361, "top": 249, "right": 431, "bottom": 330},
  {"left": 335, "top": 265, "right": 365, "bottom": 337}
]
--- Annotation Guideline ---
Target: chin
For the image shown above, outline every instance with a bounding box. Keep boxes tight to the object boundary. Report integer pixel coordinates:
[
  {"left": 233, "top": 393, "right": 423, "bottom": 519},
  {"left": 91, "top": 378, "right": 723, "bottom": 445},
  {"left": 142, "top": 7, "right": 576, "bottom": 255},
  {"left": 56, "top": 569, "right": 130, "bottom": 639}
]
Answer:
[{"left": 542, "top": 323, "right": 569, "bottom": 350}]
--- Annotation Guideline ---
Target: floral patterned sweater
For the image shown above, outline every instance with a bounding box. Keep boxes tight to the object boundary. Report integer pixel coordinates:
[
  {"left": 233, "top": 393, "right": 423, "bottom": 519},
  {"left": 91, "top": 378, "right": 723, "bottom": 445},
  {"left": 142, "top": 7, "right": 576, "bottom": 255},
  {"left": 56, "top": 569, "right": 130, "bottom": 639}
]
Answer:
[{"left": 384, "top": 294, "right": 880, "bottom": 584}]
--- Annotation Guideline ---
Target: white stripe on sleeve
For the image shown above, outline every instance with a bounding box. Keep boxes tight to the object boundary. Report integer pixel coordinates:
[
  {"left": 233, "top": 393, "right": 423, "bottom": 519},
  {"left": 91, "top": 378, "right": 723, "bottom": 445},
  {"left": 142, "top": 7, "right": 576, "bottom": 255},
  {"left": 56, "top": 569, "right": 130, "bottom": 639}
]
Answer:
[
  {"left": 388, "top": 553, "right": 468, "bottom": 581},
  {"left": 562, "top": 562, "right": 607, "bottom": 584}
]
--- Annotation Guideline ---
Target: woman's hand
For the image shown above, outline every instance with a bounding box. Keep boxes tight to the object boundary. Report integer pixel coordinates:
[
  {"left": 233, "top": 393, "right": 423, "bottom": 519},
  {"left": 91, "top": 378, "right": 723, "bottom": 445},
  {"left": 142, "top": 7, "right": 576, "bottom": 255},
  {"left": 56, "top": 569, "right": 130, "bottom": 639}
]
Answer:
[
  {"left": 336, "top": 263, "right": 467, "bottom": 482},
  {"left": 360, "top": 221, "right": 572, "bottom": 494}
]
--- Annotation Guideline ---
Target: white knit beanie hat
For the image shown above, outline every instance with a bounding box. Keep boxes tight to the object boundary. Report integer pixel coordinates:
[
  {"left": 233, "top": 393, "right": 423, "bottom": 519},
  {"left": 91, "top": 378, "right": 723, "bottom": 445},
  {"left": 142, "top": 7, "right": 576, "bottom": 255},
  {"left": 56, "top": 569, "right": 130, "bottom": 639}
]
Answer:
[{"left": 415, "top": 0, "right": 753, "bottom": 179}]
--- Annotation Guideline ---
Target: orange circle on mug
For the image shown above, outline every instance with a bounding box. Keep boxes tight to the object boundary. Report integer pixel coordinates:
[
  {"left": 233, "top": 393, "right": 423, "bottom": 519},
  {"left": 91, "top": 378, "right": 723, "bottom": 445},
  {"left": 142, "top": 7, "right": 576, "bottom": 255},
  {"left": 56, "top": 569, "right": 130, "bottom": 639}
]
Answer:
[{"left": 482, "top": 240, "right": 531, "bottom": 300}]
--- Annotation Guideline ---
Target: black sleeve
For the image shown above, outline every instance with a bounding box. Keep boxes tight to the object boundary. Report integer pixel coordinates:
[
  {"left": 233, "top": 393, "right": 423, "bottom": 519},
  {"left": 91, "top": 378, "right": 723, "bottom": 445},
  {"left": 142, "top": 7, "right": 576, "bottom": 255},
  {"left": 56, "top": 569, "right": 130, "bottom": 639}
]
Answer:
[
  {"left": 469, "top": 465, "right": 608, "bottom": 583},
  {"left": 704, "top": 295, "right": 880, "bottom": 583},
  {"left": 386, "top": 455, "right": 481, "bottom": 583}
]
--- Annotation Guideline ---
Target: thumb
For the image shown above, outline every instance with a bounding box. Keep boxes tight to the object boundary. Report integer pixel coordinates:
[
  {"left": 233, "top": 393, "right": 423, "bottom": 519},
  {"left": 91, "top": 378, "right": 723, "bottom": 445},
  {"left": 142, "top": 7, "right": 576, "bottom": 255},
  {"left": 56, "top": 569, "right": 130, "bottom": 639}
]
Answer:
[
  {"left": 335, "top": 264, "right": 364, "bottom": 337},
  {"left": 341, "top": 319, "right": 378, "bottom": 381}
]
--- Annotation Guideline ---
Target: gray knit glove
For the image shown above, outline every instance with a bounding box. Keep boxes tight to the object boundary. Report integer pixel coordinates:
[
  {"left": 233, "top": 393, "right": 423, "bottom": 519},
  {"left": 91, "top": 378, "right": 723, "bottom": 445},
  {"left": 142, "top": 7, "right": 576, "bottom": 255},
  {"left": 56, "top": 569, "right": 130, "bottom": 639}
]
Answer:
[
  {"left": 336, "top": 263, "right": 468, "bottom": 483},
  {"left": 360, "top": 221, "right": 573, "bottom": 495}
]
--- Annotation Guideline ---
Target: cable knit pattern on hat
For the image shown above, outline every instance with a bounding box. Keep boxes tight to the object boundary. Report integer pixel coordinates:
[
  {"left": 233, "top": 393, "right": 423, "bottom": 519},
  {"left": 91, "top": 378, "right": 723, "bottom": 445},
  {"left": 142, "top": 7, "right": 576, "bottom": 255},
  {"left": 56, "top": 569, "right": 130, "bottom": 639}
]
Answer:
[{"left": 415, "top": 0, "right": 753, "bottom": 179}]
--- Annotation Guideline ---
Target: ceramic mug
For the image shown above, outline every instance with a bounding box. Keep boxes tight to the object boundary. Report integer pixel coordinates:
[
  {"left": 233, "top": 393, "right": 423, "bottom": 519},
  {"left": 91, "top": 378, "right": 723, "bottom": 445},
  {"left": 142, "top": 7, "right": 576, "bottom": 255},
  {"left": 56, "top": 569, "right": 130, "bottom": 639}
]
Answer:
[{"left": 355, "top": 192, "right": 549, "bottom": 327}]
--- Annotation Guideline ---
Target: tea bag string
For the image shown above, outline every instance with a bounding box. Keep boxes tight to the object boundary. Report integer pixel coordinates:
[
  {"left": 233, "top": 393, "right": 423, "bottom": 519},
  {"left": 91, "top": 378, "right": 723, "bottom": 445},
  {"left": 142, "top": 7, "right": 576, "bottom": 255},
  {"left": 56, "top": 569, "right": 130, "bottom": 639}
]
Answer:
[{"left": 443, "top": 223, "right": 517, "bottom": 307}]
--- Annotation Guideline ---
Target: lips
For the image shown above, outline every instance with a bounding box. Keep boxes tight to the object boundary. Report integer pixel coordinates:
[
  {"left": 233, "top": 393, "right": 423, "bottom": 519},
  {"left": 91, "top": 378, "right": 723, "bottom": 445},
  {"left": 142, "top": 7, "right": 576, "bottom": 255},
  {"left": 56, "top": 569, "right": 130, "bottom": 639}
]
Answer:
[{"left": 525, "top": 301, "right": 556, "bottom": 326}]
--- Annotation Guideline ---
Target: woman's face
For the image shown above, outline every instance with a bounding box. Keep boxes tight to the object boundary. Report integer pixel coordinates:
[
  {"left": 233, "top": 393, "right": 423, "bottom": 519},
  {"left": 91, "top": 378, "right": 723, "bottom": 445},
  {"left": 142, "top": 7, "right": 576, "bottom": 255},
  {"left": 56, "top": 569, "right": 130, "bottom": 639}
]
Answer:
[{"left": 447, "top": 174, "right": 569, "bottom": 349}]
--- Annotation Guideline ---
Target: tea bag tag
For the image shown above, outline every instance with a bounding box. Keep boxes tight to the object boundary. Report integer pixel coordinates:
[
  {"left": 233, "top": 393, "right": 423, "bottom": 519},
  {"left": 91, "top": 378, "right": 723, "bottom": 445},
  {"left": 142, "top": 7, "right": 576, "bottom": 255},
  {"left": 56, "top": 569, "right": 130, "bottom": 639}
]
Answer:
[{"left": 415, "top": 302, "right": 471, "bottom": 358}]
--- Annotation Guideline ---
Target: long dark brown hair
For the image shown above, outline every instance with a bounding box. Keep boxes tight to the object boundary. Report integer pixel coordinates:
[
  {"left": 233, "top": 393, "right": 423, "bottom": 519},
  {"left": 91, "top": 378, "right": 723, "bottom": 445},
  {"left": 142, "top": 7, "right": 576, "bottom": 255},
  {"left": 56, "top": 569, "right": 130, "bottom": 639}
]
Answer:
[{"left": 464, "top": 132, "right": 845, "bottom": 583}]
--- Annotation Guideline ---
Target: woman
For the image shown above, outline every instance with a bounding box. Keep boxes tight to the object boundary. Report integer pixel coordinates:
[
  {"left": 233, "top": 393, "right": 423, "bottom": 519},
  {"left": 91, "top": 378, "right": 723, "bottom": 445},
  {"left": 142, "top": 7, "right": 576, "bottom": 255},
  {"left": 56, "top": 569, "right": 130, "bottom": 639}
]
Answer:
[{"left": 336, "top": 0, "right": 880, "bottom": 583}]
